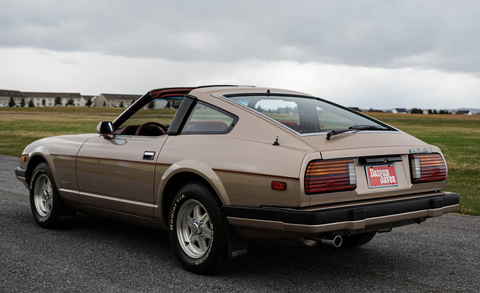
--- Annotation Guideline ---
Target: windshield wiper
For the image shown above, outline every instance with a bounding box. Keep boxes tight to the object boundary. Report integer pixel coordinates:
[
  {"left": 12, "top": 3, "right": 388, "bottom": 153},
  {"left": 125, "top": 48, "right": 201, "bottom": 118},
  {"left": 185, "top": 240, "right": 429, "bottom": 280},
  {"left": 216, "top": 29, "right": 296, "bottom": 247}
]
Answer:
[
  {"left": 326, "top": 125, "right": 386, "bottom": 140},
  {"left": 349, "top": 125, "right": 386, "bottom": 130}
]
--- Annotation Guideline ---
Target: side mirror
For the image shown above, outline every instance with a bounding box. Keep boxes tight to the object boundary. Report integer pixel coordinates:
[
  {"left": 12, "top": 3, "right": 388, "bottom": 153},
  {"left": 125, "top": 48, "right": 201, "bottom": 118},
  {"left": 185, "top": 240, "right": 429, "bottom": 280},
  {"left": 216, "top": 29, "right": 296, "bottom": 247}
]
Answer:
[{"left": 97, "top": 121, "right": 114, "bottom": 138}]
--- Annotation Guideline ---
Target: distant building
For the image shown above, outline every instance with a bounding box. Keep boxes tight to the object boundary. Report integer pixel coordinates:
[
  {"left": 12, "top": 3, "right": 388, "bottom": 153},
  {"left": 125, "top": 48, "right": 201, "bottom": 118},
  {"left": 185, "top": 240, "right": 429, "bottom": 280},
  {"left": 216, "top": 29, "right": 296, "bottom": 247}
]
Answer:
[
  {"left": 82, "top": 95, "right": 95, "bottom": 107},
  {"left": 0, "top": 89, "right": 25, "bottom": 107},
  {"left": 392, "top": 108, "right": 408, "bottom": 114},
  {"left": 23, "top": 92, "right": 83, "bottom": 107},
  {"left": 365, "top": 108, "right": 384, "bottom": 113},
  {"left": 454, "top": 110, "right": 473, "bottom": 115},
  {"left": 94, "top": 93, "right": 142, "bottom": 107}
]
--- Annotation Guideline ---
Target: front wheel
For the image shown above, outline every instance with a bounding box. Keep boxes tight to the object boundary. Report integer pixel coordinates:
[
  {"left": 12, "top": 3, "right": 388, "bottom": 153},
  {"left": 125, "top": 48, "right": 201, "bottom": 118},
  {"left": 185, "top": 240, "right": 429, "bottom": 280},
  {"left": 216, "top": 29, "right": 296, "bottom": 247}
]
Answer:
[
  {"left": 30, "top": 162, "right": 75, "bottom": 228},
  {"left": 168, "top": 182, "right": 234, "bottom": 274}
]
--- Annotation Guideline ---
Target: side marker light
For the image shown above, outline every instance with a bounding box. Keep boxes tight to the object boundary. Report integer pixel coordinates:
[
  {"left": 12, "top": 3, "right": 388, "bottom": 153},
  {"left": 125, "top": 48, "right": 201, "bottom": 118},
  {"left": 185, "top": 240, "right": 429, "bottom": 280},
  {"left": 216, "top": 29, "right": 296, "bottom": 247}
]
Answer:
[{"left": 271, "top": 181, "right": 287, "bottom": 190}]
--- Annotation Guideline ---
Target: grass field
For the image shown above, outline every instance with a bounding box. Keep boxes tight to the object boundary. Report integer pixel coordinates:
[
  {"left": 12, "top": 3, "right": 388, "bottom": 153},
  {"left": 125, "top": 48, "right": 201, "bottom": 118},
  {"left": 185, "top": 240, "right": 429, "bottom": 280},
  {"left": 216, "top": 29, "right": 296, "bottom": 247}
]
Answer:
[
  {"left": 1, "top": 108, "right": 479, "bottom": 215},
  {"left": 368, "top": 113, "right": 480, "bottom": 215}
]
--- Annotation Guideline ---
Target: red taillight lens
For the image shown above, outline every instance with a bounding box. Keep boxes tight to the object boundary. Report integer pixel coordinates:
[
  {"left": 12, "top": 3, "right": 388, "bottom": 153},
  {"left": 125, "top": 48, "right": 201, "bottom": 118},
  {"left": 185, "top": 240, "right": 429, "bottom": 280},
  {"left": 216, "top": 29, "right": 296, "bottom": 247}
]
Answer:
[
  {"left": 305, "top": 159, "right": 357, "bottom": 194},
  {"left": 409, "top": 153, "right": 447, "bottom": 183}
]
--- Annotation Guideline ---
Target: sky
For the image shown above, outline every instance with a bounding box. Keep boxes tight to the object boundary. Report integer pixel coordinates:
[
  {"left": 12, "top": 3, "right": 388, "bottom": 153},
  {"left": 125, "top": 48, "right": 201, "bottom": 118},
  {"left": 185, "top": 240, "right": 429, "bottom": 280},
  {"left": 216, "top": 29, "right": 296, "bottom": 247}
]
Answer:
[{"left": 1, "top": 0, "right": 480, "bottom": 110}]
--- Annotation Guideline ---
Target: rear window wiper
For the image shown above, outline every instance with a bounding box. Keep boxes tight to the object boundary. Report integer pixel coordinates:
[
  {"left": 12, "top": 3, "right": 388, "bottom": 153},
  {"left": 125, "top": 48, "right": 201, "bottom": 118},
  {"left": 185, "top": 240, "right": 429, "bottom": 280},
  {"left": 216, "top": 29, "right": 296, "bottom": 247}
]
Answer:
[
  {"left": 349, "top": 125, "right": 386, "bottom": 130},
  {"left": 326, "top": 125, "right": 386, "bottom": 140}
]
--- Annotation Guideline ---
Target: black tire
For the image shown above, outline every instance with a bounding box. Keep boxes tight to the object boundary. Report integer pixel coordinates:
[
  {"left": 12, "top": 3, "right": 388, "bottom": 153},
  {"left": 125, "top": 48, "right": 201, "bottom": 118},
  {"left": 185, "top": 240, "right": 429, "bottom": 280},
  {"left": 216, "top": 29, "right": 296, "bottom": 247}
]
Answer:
[
  {"left": 29, "top": 162, "right": 75, "bottom": 228},
  {"left": 168, "top": 182, "right": 234, "bottom": 274},
  {"left": 340, "top": 232, "right": 376, "bottom": 249}
]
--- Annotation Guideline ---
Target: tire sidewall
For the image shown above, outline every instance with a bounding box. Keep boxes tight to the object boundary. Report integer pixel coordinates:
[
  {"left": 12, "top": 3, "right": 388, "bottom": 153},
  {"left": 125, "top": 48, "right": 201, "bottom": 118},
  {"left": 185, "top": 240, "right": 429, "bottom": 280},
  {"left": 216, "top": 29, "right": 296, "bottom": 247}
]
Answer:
[
  {"left": 30, "top": 163, "right": 59, "bottom": 228},
  {"left": 168, "top": 184, "right": 223, "bottom": 274}
]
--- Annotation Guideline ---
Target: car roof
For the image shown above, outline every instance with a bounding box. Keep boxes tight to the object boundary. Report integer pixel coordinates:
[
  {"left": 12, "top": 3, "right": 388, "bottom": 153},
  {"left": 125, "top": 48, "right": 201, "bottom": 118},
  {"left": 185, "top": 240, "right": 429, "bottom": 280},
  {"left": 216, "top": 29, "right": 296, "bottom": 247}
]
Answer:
[{"left": 190, "top": 85, "right": 313, "bottom": 98}]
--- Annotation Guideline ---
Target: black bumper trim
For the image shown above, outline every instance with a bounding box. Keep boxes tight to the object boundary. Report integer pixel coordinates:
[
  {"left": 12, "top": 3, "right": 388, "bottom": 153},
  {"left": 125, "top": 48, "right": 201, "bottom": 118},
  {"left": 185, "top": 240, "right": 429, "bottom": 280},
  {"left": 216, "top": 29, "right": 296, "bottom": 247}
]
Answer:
[
  {"left": 223, "top": 192, "right": 459, "bottom": 226},
  {"left": 15, "top": 167, "right": 26, "bottom": 178}
]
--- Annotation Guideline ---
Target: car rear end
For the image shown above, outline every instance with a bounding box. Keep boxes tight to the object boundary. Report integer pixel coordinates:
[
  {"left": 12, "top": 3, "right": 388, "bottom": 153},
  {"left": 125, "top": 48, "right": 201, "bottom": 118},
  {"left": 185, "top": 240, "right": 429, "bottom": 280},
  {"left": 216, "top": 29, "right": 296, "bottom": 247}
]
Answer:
[{"left": 223, "top": 91, "right": 459, "bottom": 240}]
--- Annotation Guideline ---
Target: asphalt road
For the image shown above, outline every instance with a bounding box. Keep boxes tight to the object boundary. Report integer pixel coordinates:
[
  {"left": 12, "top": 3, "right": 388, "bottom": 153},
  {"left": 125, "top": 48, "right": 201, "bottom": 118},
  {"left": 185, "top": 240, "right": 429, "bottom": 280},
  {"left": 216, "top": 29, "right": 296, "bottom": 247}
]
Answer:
[{"left": 1, "top": 154, "right": 479, "bottom": 292}]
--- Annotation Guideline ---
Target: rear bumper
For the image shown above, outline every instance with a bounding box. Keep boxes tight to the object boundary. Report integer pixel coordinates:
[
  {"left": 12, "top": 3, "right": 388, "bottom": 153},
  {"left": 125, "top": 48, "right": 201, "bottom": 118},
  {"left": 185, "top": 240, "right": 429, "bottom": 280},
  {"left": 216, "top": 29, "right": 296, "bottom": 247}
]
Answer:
[{"left": 223, "top": 192, "right": 459, "bottom": 235}]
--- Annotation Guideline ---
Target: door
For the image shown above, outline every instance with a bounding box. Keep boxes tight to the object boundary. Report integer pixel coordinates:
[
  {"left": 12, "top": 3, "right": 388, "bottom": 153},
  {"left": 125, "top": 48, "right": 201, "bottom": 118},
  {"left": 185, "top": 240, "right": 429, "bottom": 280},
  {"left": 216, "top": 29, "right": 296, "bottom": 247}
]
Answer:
[{"left": 76, "top": 135, "right": 167, "bottom": 218}]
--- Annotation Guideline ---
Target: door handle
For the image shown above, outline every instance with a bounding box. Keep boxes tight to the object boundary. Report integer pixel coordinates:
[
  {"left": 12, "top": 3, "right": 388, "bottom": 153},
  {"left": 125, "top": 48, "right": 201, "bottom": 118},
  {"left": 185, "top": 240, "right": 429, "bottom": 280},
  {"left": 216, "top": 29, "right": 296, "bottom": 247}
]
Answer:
[{"left": 143, "top": 151, "right": 156, "bottom": 160}]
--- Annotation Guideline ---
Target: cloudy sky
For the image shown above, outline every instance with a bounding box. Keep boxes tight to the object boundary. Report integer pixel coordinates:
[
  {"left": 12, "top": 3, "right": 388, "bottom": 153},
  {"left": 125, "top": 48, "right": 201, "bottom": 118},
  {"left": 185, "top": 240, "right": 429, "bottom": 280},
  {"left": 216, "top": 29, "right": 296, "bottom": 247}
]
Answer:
[{"left": 1, "top": 0, "right": 480, "bottom": 109}]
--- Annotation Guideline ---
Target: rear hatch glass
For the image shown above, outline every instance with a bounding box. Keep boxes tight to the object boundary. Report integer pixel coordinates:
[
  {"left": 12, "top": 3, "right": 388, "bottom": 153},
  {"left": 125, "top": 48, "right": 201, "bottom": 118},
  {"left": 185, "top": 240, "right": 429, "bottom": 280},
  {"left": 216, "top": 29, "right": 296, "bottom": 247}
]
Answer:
[{"left": 227, "top": 94, "right": 394, "bottom": 135}]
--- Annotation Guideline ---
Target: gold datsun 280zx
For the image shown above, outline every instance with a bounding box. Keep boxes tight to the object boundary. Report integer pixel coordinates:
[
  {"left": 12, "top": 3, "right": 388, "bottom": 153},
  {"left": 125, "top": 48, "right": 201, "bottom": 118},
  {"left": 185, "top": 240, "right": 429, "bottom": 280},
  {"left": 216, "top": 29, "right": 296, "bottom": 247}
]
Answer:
[{"left": 15, "top": 86, "right": 459, "bottom": 274}]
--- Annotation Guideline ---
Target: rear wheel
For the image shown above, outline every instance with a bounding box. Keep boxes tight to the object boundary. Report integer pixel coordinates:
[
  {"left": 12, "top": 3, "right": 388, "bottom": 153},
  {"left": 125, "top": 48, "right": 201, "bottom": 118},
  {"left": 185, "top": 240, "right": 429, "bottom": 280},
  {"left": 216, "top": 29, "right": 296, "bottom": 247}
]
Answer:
[
  {"left": 30, "top": 163, "right": 75, "bottom": 228},
  {"left": 168, "top": 182, "right": 234, "bottom": 274},
  {"left": 339, "top": 232, "right": 376, "bottom": 248}
]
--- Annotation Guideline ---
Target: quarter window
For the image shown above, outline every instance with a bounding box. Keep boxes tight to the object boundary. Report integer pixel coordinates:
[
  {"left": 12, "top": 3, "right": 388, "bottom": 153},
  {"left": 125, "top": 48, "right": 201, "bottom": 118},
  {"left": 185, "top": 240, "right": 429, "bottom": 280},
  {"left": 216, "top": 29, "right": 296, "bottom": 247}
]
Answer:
[{"left": 182, "top": 102, "right": 237, "bottom": 134}]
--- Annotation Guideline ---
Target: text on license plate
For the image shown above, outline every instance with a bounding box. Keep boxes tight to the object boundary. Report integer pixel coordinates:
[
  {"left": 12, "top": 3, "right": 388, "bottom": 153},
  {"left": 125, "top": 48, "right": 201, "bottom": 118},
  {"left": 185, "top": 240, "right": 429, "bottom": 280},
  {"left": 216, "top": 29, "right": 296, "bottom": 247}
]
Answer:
[{"left": 365, "top": 165, "right": 399, "bottom": 188}]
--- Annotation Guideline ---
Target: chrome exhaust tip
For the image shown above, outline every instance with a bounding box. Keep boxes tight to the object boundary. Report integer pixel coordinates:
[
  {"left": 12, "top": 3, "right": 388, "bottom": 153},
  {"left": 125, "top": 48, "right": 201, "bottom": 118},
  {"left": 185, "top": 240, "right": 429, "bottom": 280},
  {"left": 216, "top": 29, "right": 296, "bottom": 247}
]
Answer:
[
  {"left": 320, "top": 235, "right": 343, "bottom": 248},
  {"left": 301, "top": 238, "right": 318, "bottom": 247}
]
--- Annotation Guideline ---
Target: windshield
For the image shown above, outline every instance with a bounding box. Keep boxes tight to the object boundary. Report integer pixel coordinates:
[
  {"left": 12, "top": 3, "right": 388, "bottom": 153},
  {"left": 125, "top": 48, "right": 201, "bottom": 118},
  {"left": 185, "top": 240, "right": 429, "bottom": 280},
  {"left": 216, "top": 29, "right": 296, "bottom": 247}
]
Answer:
[{"left": 227, "top": 95, "right": 392, "bottom": 134}]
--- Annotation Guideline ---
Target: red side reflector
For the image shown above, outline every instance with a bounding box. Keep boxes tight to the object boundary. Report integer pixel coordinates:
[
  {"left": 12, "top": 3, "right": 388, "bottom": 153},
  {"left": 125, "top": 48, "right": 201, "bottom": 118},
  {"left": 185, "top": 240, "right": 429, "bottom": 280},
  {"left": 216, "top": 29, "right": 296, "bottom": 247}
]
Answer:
[{"left": 271, "top": 181, "right": 287, "bottom": 190}]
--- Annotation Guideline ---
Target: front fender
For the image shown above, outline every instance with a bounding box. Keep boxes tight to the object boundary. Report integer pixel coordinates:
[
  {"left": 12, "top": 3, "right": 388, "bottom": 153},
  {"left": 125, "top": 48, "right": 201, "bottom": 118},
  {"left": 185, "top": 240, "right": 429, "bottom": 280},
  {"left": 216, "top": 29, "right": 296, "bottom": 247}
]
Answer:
[{"left": 21, "top": 134, "right": 94, "bottom": 192}]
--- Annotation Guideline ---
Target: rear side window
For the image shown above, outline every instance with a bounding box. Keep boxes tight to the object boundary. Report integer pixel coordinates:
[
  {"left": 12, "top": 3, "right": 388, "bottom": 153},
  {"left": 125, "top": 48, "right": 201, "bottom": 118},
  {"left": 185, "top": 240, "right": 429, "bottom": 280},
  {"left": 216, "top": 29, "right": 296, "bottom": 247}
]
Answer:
[{"left": 181, "top": 101, "right": 238, "bottom": 134}]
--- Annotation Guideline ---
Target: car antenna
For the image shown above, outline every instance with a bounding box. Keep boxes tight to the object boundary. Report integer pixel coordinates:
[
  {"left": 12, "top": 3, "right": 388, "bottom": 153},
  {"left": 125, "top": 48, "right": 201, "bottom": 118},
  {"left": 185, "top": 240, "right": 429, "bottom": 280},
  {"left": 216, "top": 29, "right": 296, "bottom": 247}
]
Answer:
[{"left": 273, "top": 136, "right": 280, "bottom": 146}]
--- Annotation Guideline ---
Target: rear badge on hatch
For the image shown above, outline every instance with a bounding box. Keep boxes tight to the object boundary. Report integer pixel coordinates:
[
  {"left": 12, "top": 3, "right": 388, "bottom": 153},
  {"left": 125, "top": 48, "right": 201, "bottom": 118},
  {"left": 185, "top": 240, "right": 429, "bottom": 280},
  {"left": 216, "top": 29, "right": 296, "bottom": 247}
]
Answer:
[
  {"left": 410, "top": 147, "right": 430, "bottom": 154},
  {"left": 366, "top": 165, "right": 399, "bottom": 188}
]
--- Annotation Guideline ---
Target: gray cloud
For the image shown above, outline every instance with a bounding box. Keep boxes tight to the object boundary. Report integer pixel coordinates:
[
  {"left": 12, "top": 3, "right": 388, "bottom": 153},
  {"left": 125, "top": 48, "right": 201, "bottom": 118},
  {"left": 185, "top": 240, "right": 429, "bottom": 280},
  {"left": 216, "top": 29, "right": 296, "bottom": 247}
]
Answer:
[{"left": 2, "top": 0, "right": 480, "bottom": 74}]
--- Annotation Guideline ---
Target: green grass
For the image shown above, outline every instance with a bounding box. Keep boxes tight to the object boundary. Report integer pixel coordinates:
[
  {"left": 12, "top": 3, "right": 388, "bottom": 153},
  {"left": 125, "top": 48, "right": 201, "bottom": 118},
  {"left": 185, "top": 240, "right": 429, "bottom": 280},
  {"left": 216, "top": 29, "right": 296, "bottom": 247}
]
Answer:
[
  {"left": 369, "top": 114, "right": 480, "bottom": 215},
  {"left": 1, "top": 108, "right": 479, "bottom": 215},
  {"left": 0, "top": 108, "right": 176, "bottom": 157}
]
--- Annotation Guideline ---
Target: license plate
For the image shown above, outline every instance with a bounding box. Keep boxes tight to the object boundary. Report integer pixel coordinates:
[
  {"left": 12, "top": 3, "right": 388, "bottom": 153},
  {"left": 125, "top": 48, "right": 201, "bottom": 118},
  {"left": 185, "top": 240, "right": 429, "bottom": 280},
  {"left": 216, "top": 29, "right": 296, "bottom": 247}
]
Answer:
[{"left": 365, "top": 165, "right": 399, "bottom": 188}]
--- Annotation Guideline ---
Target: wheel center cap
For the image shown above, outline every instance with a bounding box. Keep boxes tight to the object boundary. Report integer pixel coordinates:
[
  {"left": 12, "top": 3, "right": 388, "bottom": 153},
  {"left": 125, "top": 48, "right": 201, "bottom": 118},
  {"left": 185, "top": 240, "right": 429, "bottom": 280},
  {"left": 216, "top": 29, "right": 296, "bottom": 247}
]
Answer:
[{"left": 192, "top": 221, "right": 202, "bottom": 235}]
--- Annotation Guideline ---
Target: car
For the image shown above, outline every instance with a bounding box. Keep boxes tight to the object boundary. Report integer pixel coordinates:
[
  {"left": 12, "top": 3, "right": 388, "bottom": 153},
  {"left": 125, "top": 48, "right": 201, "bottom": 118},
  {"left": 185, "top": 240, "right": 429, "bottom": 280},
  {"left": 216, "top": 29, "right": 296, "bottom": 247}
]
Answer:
[{"left": 15, "top": 85, "right": 459, "bottom": 274}]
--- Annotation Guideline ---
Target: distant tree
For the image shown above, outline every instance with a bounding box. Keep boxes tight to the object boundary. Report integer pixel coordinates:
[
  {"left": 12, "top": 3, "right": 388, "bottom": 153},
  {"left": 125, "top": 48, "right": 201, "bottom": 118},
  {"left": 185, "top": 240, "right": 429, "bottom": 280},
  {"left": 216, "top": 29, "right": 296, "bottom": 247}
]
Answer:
[
  {"left": 20, "top": 98, "right": 26, "bottom": 107},
  {"left": 55, "top": 96, "right": 62, "bottom": 106},
  {"left": 103, "top": 101, "right": 106, "bottom": 107},
  {"left": 428, "top": 109, "right": 433, "bottom": 114},
  {"left": 120, "top": 101, "right": 124, "bottom": 107},
  {"left": 86, "top": 98, "right": 92, "bottom": 107},
  {"left": 28, "top": 100, "right": 35, "bottom": 107},
  {"left": 42, "top": 99, "right": 46, "bottom": 106},
  {"left": 166, "top": 101, "right": 172, "bottom": 108},
  {"left": 410, "top": 108, "right": 423, "bottom": 114},
  {"left": 8, "top": 97, "right": 15, "bottom": 107},
  {"left": 67, "top": 98, "right": 74, "bottom": 106},
  {"left": 433, "top": 109, "right": 438, "bottom": 114},
  {"left": 131, "top": 99, "right": 135, "bottom": 104},
  {"left": 148, "top": 101, "right": 155, "bottom": 109}
]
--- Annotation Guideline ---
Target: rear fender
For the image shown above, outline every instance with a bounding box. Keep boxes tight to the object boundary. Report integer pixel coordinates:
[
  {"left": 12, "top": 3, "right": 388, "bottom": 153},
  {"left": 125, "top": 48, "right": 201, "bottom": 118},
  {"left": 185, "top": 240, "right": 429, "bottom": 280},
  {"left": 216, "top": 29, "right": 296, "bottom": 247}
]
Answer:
[{"left": 156, "top": 159, "right": 230, "bottom": 209}]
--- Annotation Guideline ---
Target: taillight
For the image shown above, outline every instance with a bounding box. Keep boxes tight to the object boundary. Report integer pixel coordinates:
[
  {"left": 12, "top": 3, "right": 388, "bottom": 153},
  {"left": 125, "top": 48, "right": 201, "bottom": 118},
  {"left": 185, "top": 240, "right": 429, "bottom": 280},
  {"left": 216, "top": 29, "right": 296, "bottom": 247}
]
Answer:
[
  {"left": 305, "top": 159, "right": 357, "bottom": 194},
  {"left": 409, "top": 153, "right": 447, "bottom": 183}
]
